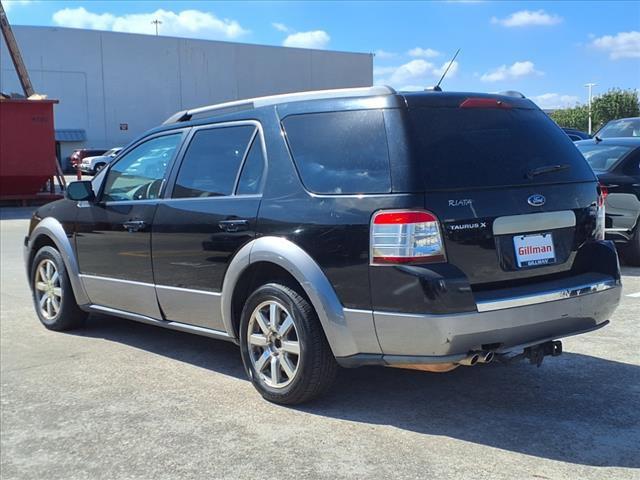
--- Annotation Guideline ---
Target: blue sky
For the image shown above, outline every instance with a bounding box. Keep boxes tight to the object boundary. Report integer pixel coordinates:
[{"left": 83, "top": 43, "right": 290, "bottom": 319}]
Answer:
[{"left": 4, "top": 0, "right": 639, "bottom": 108}]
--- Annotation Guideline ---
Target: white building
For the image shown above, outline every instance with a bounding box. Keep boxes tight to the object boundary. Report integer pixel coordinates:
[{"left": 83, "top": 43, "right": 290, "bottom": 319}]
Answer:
[{"left": 0, "top": 26, "right": 373, "bottom": 165}]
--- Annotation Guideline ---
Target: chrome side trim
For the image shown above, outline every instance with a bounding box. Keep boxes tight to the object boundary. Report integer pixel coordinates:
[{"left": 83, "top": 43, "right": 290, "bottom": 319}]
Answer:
[
  {"left": 26, "top": 217, "right": 91, "bottom": 305},
  {"left": 79, "top": 274, "right": 155, "bottom": 288},
  {"left": 89, "top": 305, "right": 234, "bottom": 342},
  {"left": 492, "top": 210, "right": 576, "bottom": 236},
  {"left": 605, "top": 228, "right": 630, "bottom": 233},
  {"left": 155, "top": 284, "right": 221, "bottom": 296},
  {"left": 476, "top": 279, "right": 617, "bottom": 312}
]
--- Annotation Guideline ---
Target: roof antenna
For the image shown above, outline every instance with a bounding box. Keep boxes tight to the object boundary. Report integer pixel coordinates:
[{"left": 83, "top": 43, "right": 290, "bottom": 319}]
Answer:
[{"left": 427, "top": 48, "right": 460, "bottom": 92}]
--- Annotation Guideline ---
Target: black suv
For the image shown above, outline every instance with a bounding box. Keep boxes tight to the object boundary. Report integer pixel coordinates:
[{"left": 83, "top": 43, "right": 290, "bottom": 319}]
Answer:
[{"left": 24, "top": 86, "right": 622, "bottom": 404}]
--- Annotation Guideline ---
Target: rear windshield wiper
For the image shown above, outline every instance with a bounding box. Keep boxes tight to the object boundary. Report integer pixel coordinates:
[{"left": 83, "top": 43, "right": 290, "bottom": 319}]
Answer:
[{"left": 526, "top": 164, "right": 571, "bottom": 179}]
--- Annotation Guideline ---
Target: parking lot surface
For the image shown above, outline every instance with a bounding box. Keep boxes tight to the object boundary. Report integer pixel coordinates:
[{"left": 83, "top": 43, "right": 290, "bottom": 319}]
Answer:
[{"left": 1, "top": 207, "right": 639, "bottom": 480}]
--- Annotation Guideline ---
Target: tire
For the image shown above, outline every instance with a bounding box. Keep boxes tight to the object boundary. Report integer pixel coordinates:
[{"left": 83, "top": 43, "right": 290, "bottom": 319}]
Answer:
[
  {"left": 30, "top": 246, "right": 87, "bottom": 331},
  {"left": 93, "top": 163, "right": 106, "bottom": 174},
  {"left": 622, "top": 223, "right": 640, "bottom": 266},
  {"left": 239, "top": 283, "right": 337, "bottom": 405}
]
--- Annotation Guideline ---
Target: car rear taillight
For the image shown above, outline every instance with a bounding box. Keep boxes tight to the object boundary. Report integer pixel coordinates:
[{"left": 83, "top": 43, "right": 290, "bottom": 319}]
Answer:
[
  {"left": 370, "top": 210, "right": 446, "bottom": 265},
  {"left": 459, "top": 98, "right": 512, "bottom": 109},
  {"left": 595, "top": 183, "right": 607, "bottom": 240}
]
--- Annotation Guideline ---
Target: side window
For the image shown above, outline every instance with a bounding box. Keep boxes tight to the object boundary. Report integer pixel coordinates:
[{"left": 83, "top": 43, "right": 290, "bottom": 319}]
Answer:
[
  {"left": 102, "top": 134, "right": 181, "bottom": 202},
  {"left": 236, "top": 136, "right": 265, "bottom": 195},
  {"left": 282, "top": 110, "right": 391, "bottom": 194},
  {"left": 173, "top": 126, "right": 255, "bottom": 198}
]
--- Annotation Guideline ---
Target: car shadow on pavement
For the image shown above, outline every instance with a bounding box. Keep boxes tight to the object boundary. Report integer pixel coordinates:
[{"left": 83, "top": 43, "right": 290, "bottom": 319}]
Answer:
[{"left": 78, "top": 313, "right": 639, "bottom": 468}]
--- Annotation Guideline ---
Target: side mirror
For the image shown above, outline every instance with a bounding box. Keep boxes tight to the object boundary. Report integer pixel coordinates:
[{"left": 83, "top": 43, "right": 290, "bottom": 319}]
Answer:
[{"left": 66, "top": 181, "right": 95, "bottom": 202}]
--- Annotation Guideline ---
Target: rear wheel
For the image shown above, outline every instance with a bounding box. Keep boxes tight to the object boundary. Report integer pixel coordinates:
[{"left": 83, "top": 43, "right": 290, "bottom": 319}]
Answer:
[
  {"left": 31, "top": 246, "right": 87, "bottom": 331},
  {"left": 239, "top": 283, "right": 337, "bottom": 405}
]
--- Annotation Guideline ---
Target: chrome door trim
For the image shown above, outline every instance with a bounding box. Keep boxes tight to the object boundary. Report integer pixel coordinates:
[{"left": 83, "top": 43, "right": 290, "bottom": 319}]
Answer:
[
  {"left": 492, "top": 210, "right": 576, "bottom": 236},
  {"left": 476, "top": 278, "right": 617, "bottom": 312},
  {"left": 89, "top": 305, "right": 234, "bottom": 342}
]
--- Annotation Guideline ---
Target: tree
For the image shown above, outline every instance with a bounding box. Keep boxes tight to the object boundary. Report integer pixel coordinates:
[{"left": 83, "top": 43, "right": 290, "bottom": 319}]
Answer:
[
  {"left": 592, "top": 89, "right": 640, "bottom": 130},
  {"left": 550, "top": 105, "right": 589, "bottom": 131},
  {"left": 549, "top": 88, "right": 639, "bottom": 132}
]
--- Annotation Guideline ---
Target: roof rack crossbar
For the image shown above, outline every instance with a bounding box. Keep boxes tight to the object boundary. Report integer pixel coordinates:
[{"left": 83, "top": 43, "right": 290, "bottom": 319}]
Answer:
[{"left": 162, "top": 85, "right": 396, "bottom": 125}]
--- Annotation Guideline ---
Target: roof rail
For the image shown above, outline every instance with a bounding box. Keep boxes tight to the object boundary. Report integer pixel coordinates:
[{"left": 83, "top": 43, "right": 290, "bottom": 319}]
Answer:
[{"left": 162, "top": 85, "right": 396, "bottom": 125}]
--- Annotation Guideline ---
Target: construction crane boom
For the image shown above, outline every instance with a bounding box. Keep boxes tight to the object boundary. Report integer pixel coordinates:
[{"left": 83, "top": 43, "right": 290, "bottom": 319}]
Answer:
[{"left": 0, "top": 0, "right": 34, "bottom": 97}]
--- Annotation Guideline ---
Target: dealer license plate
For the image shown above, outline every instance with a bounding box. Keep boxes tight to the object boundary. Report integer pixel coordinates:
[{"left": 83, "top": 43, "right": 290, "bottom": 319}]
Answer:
[{"left": 513, "top": 233, "right": 556, "bottom": 268}]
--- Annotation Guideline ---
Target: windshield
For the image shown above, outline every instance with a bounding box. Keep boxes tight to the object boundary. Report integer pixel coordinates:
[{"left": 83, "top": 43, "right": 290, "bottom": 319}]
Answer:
[
  {"left": 105, "top": 148, "right": 121, "bottom": 156},
  {"left": 576, "top": 144, "right": 634, "bottom": 171},
  {"left": 597, "top": 118, "right": 640, "bottom": 138},
  {"left": 408, "top": 107, "right": 596, "bottom": 189}
]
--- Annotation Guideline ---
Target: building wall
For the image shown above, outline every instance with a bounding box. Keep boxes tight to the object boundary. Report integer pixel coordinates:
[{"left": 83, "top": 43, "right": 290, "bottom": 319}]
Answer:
[{"left": 1, "top": 26, "right": 373, "bottom": 160}]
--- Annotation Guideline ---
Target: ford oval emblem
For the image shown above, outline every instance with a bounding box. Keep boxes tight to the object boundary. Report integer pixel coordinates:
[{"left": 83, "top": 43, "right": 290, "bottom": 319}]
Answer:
[{"left": 528, "top": 194, "right": 546, "bottom": 207}]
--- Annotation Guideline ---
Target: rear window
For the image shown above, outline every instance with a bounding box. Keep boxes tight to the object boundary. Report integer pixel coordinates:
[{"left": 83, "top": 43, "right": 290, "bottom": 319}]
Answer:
[
  {"left": 408, "top": 107, "right": 595, "bottom": 189},
  {"left": 576, "top": 144, "right": 634, "bottom": 171},
  {"left": 283, "top": 110, "right": 391, "bottom": 194}
]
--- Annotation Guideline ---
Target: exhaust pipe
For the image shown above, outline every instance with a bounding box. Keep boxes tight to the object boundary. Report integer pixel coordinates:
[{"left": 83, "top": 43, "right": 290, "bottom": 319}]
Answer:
[
  {"left": 457, "top": 352, "right": 480, "bottom": 366},
  {"left": 477, "top": 351, "right": 494, "bottom": 364}
]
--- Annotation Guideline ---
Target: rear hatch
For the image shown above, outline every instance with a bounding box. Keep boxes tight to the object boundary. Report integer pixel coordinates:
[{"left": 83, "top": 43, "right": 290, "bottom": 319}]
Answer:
[{"left": 403, "top": 93, "right": 599, "bottom": 288}]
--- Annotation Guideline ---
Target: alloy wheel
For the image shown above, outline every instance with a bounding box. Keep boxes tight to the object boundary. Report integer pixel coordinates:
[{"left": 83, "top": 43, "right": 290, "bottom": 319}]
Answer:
[
  {"left": 34, "top": 259, "right": 62, "bottom": 320},
  {"left": 247, "top": 300, "right": 301, "bottom": 388}
]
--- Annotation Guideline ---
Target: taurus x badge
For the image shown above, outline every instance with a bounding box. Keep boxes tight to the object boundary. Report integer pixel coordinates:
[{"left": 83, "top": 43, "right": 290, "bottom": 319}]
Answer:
[{"left": 527, "top": 194, "right": 546, "bottom": 207}]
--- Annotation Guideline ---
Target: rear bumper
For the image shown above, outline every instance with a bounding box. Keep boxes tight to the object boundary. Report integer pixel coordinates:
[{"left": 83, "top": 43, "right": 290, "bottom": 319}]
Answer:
[{"left": 337, "top": 274, "right": 621, "bottom": 367}]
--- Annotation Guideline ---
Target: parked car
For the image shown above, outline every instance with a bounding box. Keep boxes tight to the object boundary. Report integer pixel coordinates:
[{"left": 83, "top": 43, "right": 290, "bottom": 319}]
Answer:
[
  {"left": 24, "top": 86, "right": 622, "bottom": 405},
  {"left": 561, "top": 127, "right": 590, "bottom": 141},
  {"left": 576, "top": 137, "right": 640, "bottom": 265},
  {"left": 79, "top": 147, "right": 122, "bottom": 175},
  {"left": 595, "top": 117, "right": 640, "bottom": 139},
  {"left": 69, "top": 148, "right": 108, "bottom": 169}
]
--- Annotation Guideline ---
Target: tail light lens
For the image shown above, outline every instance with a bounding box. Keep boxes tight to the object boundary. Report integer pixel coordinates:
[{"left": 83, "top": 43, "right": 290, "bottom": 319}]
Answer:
[
  {"left": 370, "top": 210, "right": 446, "bottom": 265},
  {"left": 594, "top": 184, "right": 607, "bottom": 240},
  {"left": 459, "top": 98, "right": 512, "bottom": 109}
]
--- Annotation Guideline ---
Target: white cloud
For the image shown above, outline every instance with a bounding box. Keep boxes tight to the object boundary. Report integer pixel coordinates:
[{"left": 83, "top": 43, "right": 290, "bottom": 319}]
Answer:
[
  {"left": 480, "top": 61, "right": 542, "bottom": 82},
  {"left": 491, "top": 10, "right": 562, "bottom": 28},
  {"left": 282, "top": 30, "right": 330, "bottom": 49},
  {"left": 375, "top": 59, "right": 459, "bottom": 88},
  {"left": 407, "top": 47, "right": 440, "bottom": 58},
  {"left": 374, "top": 49, "right": 397, "bottom": 59},
  {"left": 52, "top": 7, "right": 248, "bottom": 39},
  {"left": 531, "top": 93, "right": 580, "bottom": 110},
  {"left": 591, "top": 31, "right": 640, "bottom": 59},
  {"left": 272, "top": 22, "right": 290, "bottom": 33},
  {"left": 3, "top": 0, "right": 33, "bottom": 12}
]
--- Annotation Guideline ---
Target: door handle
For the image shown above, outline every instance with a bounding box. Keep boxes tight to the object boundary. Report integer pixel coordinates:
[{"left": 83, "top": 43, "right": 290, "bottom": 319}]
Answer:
[
  {"left": 218, "top": 219, "right": 249, "bottom": 232},
  {"left": 122, "top": 219, "right": 147, "bottom": 232}
]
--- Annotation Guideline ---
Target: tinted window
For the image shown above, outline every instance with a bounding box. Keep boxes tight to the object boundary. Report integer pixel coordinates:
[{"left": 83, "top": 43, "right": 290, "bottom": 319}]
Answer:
[
  {"left": 102, "top": 134, "right": 181, "bottom": 202},
  {"left": 577, "top": 144, "right": 635, "bottom": 171},
  {"left": 236, "top": 136, "right": 265, "bottom": 195},
  {"left": 408, "top": 107, "right": 596, "bottom": 189},
  {"left": 283, "top": 110, "right": 391, "bottom": 194},
  {"left": 597, "top": 118, "right": 640, "bottom": 138},
  {"left": 173, "top": 126, "right": 255, "bottom": 198}
]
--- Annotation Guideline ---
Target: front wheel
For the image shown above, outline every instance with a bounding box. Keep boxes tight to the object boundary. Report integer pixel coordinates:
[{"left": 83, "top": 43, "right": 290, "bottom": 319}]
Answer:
[
  {"left": 30, "top": 246, "right": 87, "bottom": 331},
  {"left": 239, "top": 283, "right": 337, "bottom": 405}
]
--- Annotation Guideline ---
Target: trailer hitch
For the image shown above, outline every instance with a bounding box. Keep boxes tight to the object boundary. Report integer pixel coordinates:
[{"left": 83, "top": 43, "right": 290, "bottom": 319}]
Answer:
[{"left": 496, "top": 340, "right": 563, "bottom": 367}]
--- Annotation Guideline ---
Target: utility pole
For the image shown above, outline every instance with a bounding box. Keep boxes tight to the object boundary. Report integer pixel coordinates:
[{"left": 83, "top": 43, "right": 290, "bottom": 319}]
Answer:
[
  {"left": 584, "top": 83, "right": 597, "bottom": 135},
  {"left": 151, "top": 19, "right": 162, "bottom": 36}
]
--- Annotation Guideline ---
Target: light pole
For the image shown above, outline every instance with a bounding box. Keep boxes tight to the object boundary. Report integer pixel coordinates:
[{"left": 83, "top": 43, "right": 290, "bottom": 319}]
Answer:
[
  {"left": 151, "top": 19, "right": 162, "bottom": 36},
  {"left": 584, "top": 83, "right": 597, "bottom": 135}
]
